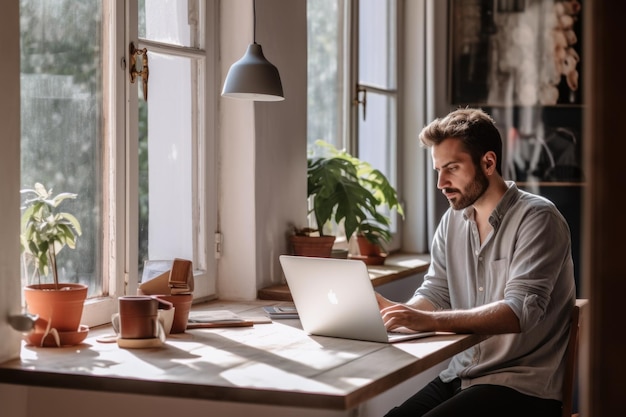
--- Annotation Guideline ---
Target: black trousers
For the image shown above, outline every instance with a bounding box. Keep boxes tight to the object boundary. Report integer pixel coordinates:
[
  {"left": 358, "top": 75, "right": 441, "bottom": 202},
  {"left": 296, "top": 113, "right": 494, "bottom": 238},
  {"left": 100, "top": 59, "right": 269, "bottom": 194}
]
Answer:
[{"left": 384, "top": 376, "right": 562, "bottom": 417}]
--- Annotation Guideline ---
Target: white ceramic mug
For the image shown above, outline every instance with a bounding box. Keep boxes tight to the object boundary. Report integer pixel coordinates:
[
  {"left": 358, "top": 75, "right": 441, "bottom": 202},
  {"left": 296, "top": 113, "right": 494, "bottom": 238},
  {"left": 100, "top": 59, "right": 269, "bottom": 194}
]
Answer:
[{"left": 158, "top": 307, "right": 175, "bottom": 335}]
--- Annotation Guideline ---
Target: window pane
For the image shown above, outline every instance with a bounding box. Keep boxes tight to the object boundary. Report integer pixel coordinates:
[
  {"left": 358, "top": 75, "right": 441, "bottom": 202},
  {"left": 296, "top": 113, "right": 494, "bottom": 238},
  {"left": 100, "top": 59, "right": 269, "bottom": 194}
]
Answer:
[
  {"left": 359, "top": 0, "right": 396, "bottom": 89},
  {"left": 357, "top": 0, "right": 399, "bottom": 236},
  {"left": 138, "top": 53, "right": 194, "bottom": 275},
  {"left": 358, "top": 92, "right": 398, "bottom": 232},
  {"left": 139, "top": 0, "right": 199, "bottom": 48},
  {"left": 307, "top": 0, "right": 344, "bottom": 150},
  {"left": 358, "top": 93, "right": 394, "bottom": 172},
  {"left": 20, "top": 0, "right": 103, "bottom": 297}
]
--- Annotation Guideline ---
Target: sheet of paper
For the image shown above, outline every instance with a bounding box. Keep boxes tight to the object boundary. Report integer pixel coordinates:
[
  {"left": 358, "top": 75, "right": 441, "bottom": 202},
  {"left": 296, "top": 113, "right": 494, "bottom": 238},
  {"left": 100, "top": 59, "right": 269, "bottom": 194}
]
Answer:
[{"left": 188, "top": 310, "right": 245, "bottom": 323}]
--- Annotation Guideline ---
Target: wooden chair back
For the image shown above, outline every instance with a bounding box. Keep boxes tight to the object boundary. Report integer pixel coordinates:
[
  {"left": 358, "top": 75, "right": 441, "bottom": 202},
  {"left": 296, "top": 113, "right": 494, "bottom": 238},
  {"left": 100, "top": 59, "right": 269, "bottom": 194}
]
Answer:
[{"left": 561, "top": 299, "right": 588, "bottom": 417}]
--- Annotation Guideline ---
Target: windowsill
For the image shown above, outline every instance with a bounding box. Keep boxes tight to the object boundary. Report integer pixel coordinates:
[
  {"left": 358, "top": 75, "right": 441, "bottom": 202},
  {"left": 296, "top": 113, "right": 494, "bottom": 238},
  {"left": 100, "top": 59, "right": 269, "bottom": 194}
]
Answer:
[{"left": 258, "top": 252, "right": 431, "bottom": 301}]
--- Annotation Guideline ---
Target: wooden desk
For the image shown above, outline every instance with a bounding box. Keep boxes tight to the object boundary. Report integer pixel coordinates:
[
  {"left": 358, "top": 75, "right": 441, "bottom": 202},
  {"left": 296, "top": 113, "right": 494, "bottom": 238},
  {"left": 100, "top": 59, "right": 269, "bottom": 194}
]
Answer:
[
  {"left": 258, "top": 253, "right": 431, "bottom": 301},
  {"left": 0, "top": 299, "right": 486, "bottom": 412}
]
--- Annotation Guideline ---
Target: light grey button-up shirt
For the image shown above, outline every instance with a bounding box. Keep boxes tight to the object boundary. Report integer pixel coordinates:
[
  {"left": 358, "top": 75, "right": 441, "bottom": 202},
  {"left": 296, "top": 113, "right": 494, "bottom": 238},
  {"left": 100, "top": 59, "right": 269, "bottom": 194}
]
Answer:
[{"left": 416, "top": 181, "right": 576, "bottom": 401}]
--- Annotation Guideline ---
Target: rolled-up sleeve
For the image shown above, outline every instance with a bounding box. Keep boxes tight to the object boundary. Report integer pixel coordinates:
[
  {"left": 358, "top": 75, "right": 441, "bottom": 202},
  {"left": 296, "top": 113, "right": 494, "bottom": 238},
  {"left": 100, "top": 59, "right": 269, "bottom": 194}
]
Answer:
[{"left": 502, "top": 206, "right": 572, "bottom": 332}]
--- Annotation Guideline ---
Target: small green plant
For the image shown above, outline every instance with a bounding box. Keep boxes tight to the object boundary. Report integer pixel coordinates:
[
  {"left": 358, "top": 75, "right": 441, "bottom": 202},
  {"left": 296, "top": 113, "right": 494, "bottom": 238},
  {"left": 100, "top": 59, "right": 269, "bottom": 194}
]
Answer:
[
  {"left": 20, "top": 183, "right": 82, "bottom": 288},
  {"left": 305, "top": 140, "right": 404, "bottom": 248}
]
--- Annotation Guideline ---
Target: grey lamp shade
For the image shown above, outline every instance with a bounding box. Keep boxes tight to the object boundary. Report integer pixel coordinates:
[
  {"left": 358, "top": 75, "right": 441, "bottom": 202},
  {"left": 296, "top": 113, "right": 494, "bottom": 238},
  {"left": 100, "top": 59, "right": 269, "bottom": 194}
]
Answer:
[{"left": 222, "top": 43, "right": 285, "bottom": 101}]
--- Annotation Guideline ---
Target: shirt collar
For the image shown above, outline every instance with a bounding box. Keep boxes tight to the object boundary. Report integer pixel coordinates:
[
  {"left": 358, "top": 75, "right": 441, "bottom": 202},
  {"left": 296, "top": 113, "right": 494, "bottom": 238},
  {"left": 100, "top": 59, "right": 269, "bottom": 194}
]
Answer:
[
  {"left": 490, "top": 181, "right": 519, "bottom": 227},
  {"left": 462, "top": 181, "right": 519, "bottom": 227}
]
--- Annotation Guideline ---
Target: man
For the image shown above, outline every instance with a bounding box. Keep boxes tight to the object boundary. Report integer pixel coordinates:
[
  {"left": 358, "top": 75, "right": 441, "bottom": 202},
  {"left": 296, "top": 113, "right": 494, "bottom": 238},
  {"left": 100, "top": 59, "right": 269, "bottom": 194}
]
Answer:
[{"left": 378, "top": 108, "right": 576, "bottom": 417}]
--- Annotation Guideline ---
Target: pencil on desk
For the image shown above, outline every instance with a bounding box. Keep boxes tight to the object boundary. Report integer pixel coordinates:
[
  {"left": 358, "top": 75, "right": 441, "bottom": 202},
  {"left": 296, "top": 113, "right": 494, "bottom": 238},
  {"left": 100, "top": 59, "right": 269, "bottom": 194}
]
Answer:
[{"left": 186, "top": 321, "right": 254, "bottom": 329}]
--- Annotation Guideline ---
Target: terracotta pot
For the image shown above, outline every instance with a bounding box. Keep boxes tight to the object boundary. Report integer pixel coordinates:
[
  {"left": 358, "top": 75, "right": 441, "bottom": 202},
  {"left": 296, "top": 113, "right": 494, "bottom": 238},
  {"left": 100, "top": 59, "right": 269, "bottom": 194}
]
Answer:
[
  {"left": 349, "top": 235, "right": 387, "bottom": 265},
  {"left": 24, "top": 283, "right": 88, "bottom": 334},
  {"left": 356, "top": 235, "right": 382, "bottom": 257},
  {"left": 154, "top": 293, "right": 193, "bottom": 333},
  {"left": 289, "top": 235, "right": 336, "bottom": 258}
]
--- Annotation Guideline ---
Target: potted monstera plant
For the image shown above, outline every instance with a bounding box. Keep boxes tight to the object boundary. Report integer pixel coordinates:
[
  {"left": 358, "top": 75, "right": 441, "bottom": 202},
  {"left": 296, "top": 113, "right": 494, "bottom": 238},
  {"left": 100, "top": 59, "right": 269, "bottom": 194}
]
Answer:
[
  {"left": 20, "top": 182, "right": 87, "bottom": 347},
  {"left": 290, "top": 140, "right": 403, "bottom": 260}
]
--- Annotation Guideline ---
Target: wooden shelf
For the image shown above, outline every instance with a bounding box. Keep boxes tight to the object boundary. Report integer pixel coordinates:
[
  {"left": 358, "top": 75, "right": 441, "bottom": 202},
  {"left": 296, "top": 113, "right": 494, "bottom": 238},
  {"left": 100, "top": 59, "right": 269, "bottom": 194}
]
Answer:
[{"left": 258, "top": 253, "right": 430, "bottom": 301}]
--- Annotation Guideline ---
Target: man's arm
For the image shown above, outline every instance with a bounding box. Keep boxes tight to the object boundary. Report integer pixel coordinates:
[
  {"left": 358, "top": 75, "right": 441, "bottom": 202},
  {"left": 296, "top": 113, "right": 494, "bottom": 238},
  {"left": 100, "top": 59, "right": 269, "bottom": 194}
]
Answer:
[
  {"left": 376, "top": 292, "right": 438, "bottom": 311},
  {"left": 377, "top": 292, "right": 520, "bottom": 335}
]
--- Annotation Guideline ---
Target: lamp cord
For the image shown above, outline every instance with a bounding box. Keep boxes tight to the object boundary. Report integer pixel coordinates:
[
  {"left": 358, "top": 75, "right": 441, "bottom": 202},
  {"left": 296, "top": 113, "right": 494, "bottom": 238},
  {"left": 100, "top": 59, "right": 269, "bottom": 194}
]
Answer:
[{"left": 253, "top": 0, "right": 257, "bottom": 44}]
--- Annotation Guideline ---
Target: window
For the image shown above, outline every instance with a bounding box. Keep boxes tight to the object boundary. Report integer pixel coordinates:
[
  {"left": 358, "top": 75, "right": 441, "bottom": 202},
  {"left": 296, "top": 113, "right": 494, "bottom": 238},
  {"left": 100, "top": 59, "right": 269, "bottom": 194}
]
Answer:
[
  {"left": 133, "top": 0, "right": 214, "bottom": 295},
  {"left": 307, "top": 0, "right": 402, "bottom": 250},
  {"left": 19, "top": 0, "right": 217, "bottom": 326},
  {"left": 20, "top": 0, "right": 106, "bottom": 306}
]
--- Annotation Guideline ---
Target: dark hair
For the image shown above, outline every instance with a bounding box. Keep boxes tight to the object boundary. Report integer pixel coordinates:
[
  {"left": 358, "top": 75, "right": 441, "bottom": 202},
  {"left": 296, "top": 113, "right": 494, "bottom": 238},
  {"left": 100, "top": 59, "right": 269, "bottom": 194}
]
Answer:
[{"left": 419, "top": 108, "right": 503, "bottom": 175}]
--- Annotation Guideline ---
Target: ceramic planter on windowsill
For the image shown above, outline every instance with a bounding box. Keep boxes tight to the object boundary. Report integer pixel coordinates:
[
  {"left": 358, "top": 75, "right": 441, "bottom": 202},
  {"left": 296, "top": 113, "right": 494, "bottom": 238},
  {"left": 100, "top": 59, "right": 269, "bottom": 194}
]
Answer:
[
  {"left": 349, "top": 234, "right": 387, "bottom": 265},
  {"left": 292, "top": 141, "right": 404, "bottom": 261},
  {"left": 289, "top": 232, "right": 336, "bottom": 258},
  {"left": 23, "top": 283, "right": 89, "bottom": 347},
  {"left": 20, "top": 183, "right": 87, "bottom": 347}
]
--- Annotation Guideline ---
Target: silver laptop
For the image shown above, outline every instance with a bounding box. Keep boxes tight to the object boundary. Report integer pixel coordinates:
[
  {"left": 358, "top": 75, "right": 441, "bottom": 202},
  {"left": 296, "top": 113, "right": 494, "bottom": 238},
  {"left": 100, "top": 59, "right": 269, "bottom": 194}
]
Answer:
[{"left": 279, "top": 255, "right": 436, "bottom": 343}]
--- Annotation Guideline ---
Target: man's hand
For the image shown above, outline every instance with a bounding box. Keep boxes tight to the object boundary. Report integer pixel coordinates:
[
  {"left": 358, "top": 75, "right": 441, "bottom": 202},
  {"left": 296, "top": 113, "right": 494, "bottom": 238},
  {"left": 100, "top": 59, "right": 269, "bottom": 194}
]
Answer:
[
  {"left": 375, "top": 292, "right": 431, "bottom": 332},
  {"left": 381, "top": 302, "right": 432, "bottom": 332}
]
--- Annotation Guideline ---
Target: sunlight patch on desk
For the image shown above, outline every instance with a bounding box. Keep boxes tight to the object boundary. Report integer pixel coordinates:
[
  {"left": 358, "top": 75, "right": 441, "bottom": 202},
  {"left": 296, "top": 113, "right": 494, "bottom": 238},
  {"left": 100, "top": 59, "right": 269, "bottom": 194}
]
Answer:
[
  {"left": 221, "top": 363, "right": 344, "bottom": 393},
  {"left": 186, "top": 324, "right": 366, "bottom": 371},
  {"left": 340, "top": 376, "right": 373, "bottom": 386},
  {"left": 20, "top": 344, "right": 169, "bottom": 379},
  {"left": 170, "top": 346, "right": 245, "bottom": 369}
]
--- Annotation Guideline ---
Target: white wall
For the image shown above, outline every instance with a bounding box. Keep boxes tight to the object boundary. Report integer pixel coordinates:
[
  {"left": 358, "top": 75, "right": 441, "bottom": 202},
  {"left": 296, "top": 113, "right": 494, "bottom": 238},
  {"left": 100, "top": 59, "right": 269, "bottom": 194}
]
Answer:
[
  {"left": 217, "top": 0, "right": 307, "bottom": 299},
  {"left": 0, "top": 0, "right": 23, "bottom": 363},
  {"left": 0, "top": 384, "right": 27, "bottom": 417},
  {"left": 253, "top": 0, "right": 308, "bottom": 291}
]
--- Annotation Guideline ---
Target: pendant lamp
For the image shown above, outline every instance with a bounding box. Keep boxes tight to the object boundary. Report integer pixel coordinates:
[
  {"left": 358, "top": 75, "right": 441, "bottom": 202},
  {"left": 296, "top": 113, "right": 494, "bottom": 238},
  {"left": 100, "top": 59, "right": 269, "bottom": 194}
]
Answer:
[{"left": 221, "top": 0, "right": 284, "bottom": 101}]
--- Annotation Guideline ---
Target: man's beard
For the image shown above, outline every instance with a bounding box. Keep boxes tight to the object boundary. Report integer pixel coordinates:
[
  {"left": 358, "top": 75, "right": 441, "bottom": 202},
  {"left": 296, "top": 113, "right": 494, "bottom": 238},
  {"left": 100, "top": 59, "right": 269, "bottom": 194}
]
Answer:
[{"left": 445, "top": 169, "right": 489, "bottom": 210}]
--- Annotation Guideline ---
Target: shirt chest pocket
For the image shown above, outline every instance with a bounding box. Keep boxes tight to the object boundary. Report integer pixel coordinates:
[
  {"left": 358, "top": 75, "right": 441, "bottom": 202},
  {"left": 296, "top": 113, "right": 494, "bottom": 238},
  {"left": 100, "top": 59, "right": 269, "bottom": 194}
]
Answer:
[{"left": 484, "top": 258, "right": 508, "bottom": 301}]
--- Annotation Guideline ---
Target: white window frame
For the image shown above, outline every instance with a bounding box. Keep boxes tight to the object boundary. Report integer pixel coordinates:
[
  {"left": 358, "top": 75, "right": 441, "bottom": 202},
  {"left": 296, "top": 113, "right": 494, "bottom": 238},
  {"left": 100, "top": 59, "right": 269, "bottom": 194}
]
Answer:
[{"left": 79, "top": 0, "right": 218, "bottom": 327}]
